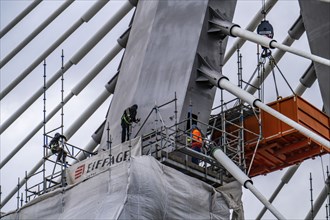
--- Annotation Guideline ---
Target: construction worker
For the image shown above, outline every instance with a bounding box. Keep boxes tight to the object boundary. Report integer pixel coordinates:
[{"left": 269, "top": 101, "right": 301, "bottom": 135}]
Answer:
[
  {"left": 49, "top": 133, "right": 68, "bottom": 163},
  {"left": 121, "top": 104, "right": 140, "bottom": 143},
  {"left": 190, "top": 124, "right": 203, "bottom": 165}
]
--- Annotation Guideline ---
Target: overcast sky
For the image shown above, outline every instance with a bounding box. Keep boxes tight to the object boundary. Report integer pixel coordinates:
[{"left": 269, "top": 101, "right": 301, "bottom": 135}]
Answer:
[{"left": 1, "top": 0, "right": 329, "bottom": 219}]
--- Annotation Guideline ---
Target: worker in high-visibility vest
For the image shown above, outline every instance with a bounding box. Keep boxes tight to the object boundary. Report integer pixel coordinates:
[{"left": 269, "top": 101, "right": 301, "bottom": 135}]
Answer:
[
  {"left": 121, "top": 104, "right": 140, "bottom": 143},
  {"left": 189, "top": 125, "right": 203, "bottom": 164},
  {"left": 49, "top": 132, "right": 68, "bottom": 163}
]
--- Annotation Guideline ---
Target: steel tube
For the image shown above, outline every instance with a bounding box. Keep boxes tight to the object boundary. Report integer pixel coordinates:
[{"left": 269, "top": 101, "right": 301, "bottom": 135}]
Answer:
[
  {"left": 75, "top": 139, "right": 99, "bottom": 162},
  {"left": 70, "top": 0, "right": 133, "bottom": 64},
  {"left": 245, "top": 15, "right": 304, "bottom": 95},
  {"left": 0, "top": 61, "right": 73, "bottom": 135},
  {"left": 219, "top": 79, "right": 330, "bottom": 148},
  {"left": 64, "top": 89, "right": 111, "bottom": 138},
  {"left": 72, "top": 43, "right": 122, "bottom": 95},
  {"left": 256, "top": 63, "right": 316, "bottom": 219},
  {"left": 212, "top": 148, "right": 286, "bottom": 220},
  {"left": 0, "top": 156, "right": 45, "bottom": 209},
  {"left": 230, "top": 26, "right": 330, "bottom": 66},
  {"left": 199, "top": 54, "right": 329, "bottom": 148},
  {"left": 0, "top": 0, "right": 75, "bottom": 68},
  {"left": 0, "top": 42, "right": 122, "bottom": 168},
  {"left": 254, "top": 99, "right": 330, "bottom": 148},
  {"left": 223, "top": 0, "right": 278, "bottom": 65},
  {"left": 0, "top": 94, "right": 73, "bottom": 169},
  {"left": 246, "top": 35, "right": 295, "bottom": 95},
  {"left": 295, "top": 83, "right": 308, "bottom": 96},
  {"left": 0, "top": 89, "right": 112, "bottom": 208},
  {"left": 0, "top": 0, "right": 42, "bottom": 38},
  {"left": 0, "top": 0, "right": 109, "bottom": 99},
  {"left": 304, "top": 177, "right": 330, "bottom": 220},
  {"left": 256, "top": 164, "right": 300, "bottom": 220},
  {"left": 272, "top": 41, "right": 330, "bottom": 66},
  {"left": 0, "top": 1, "right": 134, "bottom": 134}
]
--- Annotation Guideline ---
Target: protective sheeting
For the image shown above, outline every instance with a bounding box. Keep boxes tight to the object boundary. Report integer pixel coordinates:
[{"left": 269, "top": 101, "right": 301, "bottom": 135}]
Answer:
[
  {"left": 218, "top": 181, "right": 244, "bottom": 220},
  {"left": 100, "top": 0, "right": 237, "bottom": 147},
  {"left": 2, "top": 156, "right": 231, "bottom": 219},
  {"left": 67, "top": 137, "right": 141, "bottom": 185}
]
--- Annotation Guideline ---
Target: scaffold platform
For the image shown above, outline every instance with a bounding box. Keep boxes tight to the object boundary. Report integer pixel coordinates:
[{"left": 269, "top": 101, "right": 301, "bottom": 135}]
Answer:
[{"left": 244, "top": 96, "right": 330, "bottom": 176}]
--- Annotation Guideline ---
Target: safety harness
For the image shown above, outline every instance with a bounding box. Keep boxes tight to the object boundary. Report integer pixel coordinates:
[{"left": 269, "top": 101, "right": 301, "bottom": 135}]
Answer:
[{"left": 122, "top": 108, "right": 132, "bottom": 125}]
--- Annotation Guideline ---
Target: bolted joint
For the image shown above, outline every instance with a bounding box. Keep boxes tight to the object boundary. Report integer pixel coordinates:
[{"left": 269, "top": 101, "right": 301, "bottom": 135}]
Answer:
[
  {"left": 92, "top": 121, "right": 106, "bottom": 144},
  {"left": 299, "top": 63, "right": 316, "bottom": 88},
  {"left": 208, "top": 6, "right": 240, "bottom": 38},
  {"left": 128, "top": 0, "right": 138, "bottom": 7},
  {"left": 196, "top": 53, "right": 229, "bottom": 89},
  {"left": 288, "top": 15, "right": 305, "bottom": 40},
  {"left": 105, "top": 72, "right": 119, "bottom": 93},
  {"left": 117, "top": 27, "right": 131, "bottom": 48}
]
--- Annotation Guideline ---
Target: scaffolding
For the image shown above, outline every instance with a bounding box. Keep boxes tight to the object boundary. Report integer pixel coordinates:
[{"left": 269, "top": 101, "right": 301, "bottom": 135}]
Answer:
[
  {"left": 134, "top": 96, "right": 254, "bottom": 187},
  {"left": 13, "top": 53, "right": 96, "bottom": 209},
  {"left": 21, "top": 136, "right": 95, "bottom": 207}
]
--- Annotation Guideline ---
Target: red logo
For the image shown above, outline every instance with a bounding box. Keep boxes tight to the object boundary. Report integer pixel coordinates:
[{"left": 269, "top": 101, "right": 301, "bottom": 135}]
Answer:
[{"left": 74, "top": 164, "right": 85, "bottom": 180}]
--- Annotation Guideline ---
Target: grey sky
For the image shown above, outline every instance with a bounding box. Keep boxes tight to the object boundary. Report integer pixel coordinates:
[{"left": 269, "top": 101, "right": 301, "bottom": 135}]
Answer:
[{"left": 0, "top": 0, "right": 329, "bottom": 219}]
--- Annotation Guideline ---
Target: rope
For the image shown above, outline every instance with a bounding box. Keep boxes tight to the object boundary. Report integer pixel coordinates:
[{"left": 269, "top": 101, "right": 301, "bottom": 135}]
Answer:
[
  {"left": 247, "top": 107, "right": 262, "bottom": 175},
  {"left": 260, "top": 55, "right": 267, "bottom": 102},
  {"left": 270, "top": 56, "right": 296, "bottom": 96},
  {"left": 270, "top": 59, "right": 280, "bottom": 99},
  {"left": 259, "top": 53, "right": 296, "bottom": 99}
]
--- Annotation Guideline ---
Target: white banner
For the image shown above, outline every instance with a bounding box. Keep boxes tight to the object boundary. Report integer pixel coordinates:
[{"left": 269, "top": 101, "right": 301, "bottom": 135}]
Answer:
[{"left": 66, "top": 137, "right": 141, "bottom": 185}]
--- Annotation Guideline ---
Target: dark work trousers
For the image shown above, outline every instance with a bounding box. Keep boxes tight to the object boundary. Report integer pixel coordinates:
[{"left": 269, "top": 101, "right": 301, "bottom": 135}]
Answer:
[
  {"left": 121, "top": 120, "right": 130, "bottom": 143},
  {"left": 191, "top": 145, "right": 201, "bottom": 165},
  {"left": 57, "top": 148, "right": 67, "bottom": 163}
]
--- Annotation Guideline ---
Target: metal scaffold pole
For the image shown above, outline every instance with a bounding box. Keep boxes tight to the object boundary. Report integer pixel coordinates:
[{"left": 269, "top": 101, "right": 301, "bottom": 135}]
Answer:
[
  {"left": 42, "top": 59, "right": 47, "bottom": 193},
  {"left": 0, "top": 24, "right": 127, "bottom": 207},
  {"left": 256, "top": 164, "right": 300, "bottom": 220},
  {"left": 0, "top": 0, "right": 109, "bottom": 99},
  {"left": 256, "top": 64, "right": 316, "bottom": 220},
  {"left": 61, "top": 50, "right": 66, "bottom": 186},
  {"left": 198, "top": 54, "right": 330, "bottom": 149},
  {"left": 0, "top": 29, "right": 127, "bottom": 169},
  {"left": 209, "top": 15, "right": 329, "bottom": 66},
  {"left": 223, "top": 0, "right": 278, "bottom": 65},
  {"left": 0, "top": 75, "right": 118, "bottom": 208},
  {"left": 0, "top": 0, "right": 74, "bottom": 68},
  {"left": 246, "top": 15, "right": 305, "bottom": 95},
  {"left": 0, "top": 0, "right": 135, "bottom": 135},
  {"left": 211, "top": 147, "right": 286, "bottom": 220}
]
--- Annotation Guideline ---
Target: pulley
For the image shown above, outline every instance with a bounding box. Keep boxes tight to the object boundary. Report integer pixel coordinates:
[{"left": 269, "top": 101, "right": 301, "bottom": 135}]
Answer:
[
  {"left": 257, "top": 20, "right": 274, "bottom": 57},
  {"left": 257, "top": 20, "right": 274, "bottom": 39}
]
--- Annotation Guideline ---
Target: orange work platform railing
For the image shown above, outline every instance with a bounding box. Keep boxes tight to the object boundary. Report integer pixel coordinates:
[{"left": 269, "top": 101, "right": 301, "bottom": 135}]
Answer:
[{"left": 244, "top": 95, "right": 330, "bottom": 177}]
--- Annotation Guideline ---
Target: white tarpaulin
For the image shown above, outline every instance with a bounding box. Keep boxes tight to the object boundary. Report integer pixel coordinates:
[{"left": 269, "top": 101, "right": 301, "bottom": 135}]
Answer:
[
  {"left": 66, "top": 137, "right": 141, "bottom": 185},
  {"left": 2, "top": 155, "right": 231, "bottom": 219}
]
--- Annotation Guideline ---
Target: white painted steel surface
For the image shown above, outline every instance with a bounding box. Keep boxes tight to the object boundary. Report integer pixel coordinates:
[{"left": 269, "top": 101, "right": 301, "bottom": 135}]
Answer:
[
  {"left": 230, "top": 26, "right": 330, "bottom": 66},
  {"left": 219, "top": 79, "right": 330, "bottom": 149},
  {"left": 0, "top": 2, "right": 133, "bottom": 134},
  {"left": 212, "top": 148, "right": 286, "bottom": 220},
  {"left": 0, "top": 0, "right": 75, "bottom": 68},
  {"left": 223, "top": 0, "right": 278, "bottom": 65},
  {"left": 0, "top": 0, "right": 42, "bottom": 38},
  {"left": 0, "top": 0, "right": 109, "bottom": 99}
]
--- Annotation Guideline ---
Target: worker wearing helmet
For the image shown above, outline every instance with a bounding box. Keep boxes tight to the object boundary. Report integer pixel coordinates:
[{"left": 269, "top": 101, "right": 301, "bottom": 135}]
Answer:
[
  {"left": 49, "top": 132, "right": 68, "bottom": 163},
  {"left": 189, "top": 124, "right": 203, "bottom": 165},
  {"left": 121, "top": 104, "right": 140, "bottom": 143}
]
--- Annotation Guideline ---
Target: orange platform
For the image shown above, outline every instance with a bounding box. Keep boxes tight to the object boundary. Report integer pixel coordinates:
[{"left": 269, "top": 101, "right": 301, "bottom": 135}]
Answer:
[
  {"left": 245, "top": 96, "right": 330, "bottom": 177},
  {"left": 212, "top": 96, "right": 330, "bottom": 177}
]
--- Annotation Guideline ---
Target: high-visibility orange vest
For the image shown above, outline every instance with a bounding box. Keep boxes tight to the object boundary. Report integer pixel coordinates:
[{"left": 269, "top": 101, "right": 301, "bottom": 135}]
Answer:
[{"left": 191, "top": 128, "right": 202, "bottom": 148}]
